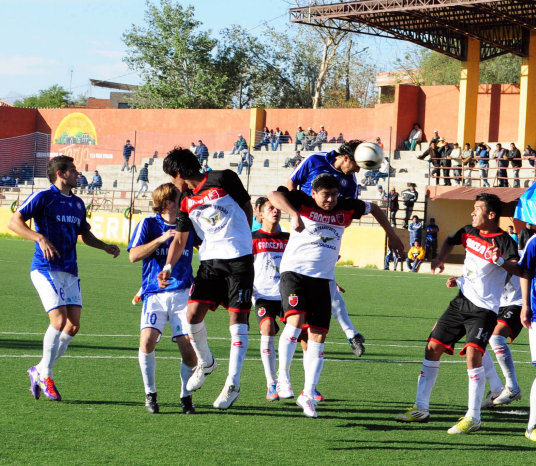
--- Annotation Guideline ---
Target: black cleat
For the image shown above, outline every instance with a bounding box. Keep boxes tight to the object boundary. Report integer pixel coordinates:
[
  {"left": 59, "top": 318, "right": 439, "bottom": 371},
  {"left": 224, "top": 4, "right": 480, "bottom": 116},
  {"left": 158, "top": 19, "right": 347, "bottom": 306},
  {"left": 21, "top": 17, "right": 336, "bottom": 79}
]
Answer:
[
  {"left": 145, "top": 392, "right": 159, "bottom": 414},
  {"left": 180, "top": 395, "right": 196, "bottom": 414},
  {"left": 348, "top": 333, "right": 366, "bottom": 357}
]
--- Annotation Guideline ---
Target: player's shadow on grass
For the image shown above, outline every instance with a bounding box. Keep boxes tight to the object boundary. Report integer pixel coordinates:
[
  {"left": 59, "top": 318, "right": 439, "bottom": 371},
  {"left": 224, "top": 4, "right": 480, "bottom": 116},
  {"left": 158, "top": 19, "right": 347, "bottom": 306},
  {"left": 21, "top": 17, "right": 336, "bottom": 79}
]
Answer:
[
  {"left": 0, "top": 338, "right": 42, "bottom": 350},
  {"left": 356, "top": 314, "right": 437, "bottom": 321},
  {"left": 63, "top": 399, "right": 141, "bottom": 407}
]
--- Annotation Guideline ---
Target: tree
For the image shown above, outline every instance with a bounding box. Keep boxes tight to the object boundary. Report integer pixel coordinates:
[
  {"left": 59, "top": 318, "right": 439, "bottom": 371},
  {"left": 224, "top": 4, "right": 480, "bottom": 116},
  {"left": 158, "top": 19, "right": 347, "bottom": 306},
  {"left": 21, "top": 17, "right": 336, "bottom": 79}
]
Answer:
[
  {"left": 13, "top": 85, "right": 70, "bottom": 108},
  {"left": 122, "top": 0, "right": 228, "bottom": 108}
]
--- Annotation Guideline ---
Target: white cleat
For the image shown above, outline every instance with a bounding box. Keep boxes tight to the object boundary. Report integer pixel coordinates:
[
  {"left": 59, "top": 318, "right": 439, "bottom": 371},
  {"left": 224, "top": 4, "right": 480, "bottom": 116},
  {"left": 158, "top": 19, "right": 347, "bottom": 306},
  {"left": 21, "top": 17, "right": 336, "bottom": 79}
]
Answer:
[
  {"left": 213, "top": 385, "right": 240, "bottom": 410},
  {"left": 186, "top": 358, "right": 217, "bottom": 392},
  {"left": 493, "top": 387, "right": 521, "bottom": 406},
  {"left": 276, "top": 380, "right": 295, "bottom": 399},
  {"left": 482, "top": 390, "right": 502, "bottom": 409},
  {"left": 296, "top": 392, "right": 318, "bottom": 418}
]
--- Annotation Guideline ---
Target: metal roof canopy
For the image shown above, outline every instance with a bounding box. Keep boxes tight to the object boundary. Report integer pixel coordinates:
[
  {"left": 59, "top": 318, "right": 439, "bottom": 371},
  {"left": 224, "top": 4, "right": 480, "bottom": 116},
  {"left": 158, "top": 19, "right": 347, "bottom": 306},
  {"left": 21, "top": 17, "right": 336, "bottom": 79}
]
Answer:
[
  {"left": 289, "top": 0, "right": 536, "bottom": 61},
  {"left": 89, "top": 80, "right": 138, "bottom": 91}
]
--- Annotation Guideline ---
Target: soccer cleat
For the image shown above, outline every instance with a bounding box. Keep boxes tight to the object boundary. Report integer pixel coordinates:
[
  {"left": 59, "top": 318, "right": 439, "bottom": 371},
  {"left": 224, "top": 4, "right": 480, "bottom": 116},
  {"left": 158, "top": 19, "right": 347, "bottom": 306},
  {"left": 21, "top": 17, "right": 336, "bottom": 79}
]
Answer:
[
  {"left": 313, "top": 389, "right": 325, "bottom": 402},
  {"left": 27, "top": 366, "right": 41, "bottom": 400},
  {"left": 296, "top": 392, "right": 318, "bottom": 418},
  {"left": 395, "top": 407, "right": 430, "bottom": 423},
  {"left": 40, "top": 376, "right": 62, "bottom": 401},
  {"left": 348, "top": 333, "right": 366, "bottom": 357},
  {"left": 482, "top": 390, "right": 502, "bottom": 409},
  {"left": 276, "top": 380, "right": 295, "bottom": 399},
  {"left": 145, "top": 392, "right": 159, "bottom": 414},
  {"left": 493, "top": 387, "right": 521, "bottom": 406},
  {"left": 180, "top": 395, "right": 196, "bottom": 414},
  {"left": 132, "top": 294, "right": 141, "bottom": 305},
  {"left": 213, "top": 385, "right": 240, "bottom": 410},
  {"left": 266, "top": 382, "right": 279, "bottom": 402},
  {"left": 525, "top": 426, "right": 536, "bottom": 442},
  {"left": 447, "top": 416, "right": 481, "bottom": 434},
  {"left": 186, "top": 358, "right": 217, "bottom": 392}
]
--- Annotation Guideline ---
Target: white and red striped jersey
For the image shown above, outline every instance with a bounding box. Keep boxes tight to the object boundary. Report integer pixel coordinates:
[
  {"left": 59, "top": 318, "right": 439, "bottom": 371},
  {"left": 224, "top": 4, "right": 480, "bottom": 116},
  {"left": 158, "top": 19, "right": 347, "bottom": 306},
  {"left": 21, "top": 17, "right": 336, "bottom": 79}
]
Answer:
[
  {"left": 279, "top": 190, "right": 370, "bottom": 279},
  {"left": 177, "top": 170, "right": 252, "bottom": 261},
  {"left": 449, "top": 225, "right": 519, "bottom": 313},
  {"left": 252, "top": 230, "right": 290, "bottom": 300}
]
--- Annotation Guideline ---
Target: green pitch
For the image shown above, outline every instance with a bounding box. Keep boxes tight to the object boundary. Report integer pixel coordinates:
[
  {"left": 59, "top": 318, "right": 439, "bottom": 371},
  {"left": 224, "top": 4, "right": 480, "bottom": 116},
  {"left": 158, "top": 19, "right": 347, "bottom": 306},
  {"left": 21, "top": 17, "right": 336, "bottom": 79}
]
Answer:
[{"left": 1, "top": 237, "right": 535, "bottom": 464}]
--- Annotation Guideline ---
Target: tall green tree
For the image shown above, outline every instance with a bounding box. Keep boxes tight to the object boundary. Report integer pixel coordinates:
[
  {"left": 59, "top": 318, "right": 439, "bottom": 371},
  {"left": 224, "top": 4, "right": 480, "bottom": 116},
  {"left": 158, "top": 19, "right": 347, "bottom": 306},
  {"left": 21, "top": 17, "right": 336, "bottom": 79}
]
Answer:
[{"left": 13, "top": 85, "right": 70, "bottom": 108}]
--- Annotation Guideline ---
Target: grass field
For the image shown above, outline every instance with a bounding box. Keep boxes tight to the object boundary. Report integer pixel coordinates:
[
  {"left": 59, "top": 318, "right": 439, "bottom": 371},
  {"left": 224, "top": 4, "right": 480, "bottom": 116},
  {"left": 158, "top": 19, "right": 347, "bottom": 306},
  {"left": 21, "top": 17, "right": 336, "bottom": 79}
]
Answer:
[{"left": 1, "top": 236, "right": 535, "bottom": 464}]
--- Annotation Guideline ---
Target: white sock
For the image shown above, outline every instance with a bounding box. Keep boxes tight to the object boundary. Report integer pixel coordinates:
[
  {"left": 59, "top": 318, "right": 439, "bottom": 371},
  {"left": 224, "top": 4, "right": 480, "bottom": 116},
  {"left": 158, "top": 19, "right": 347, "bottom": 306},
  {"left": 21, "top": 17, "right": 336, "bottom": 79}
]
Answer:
[
  {"left": 303, "top": 341, "right": 324, "bottom": 397},
  {"left": 260, "top": 335, "right": 276, "bottom": 386},
  {"left": 54, "top": 332, "right": 74, "bottom": 363},
  {"left": 528, "top": 377, "right": 536, "bottom": 431},
  {"left": 329, "top": 281, "right": 357, "bottom": 339},
  {"left": 490, "top": 335, "right": 519, "bottom": 391},
  {"left": 138, "top": 349, "right": 156, "bottom": 394},
  {"left": 482, "top": 350, "right": 503, "bottom": 393},
  {"left": 278, "top": 324, "right": 301, "bottom": 383},
  {"left": 226, "top": 323, "right": 249, "bottom": 388},
  {"left": 180, "top": 362, "right": 195, "bottom": 398},
  {"left": 415, "top": 359, "right": 440, "bottom": 412},
  {"left": 466, "top": 366, "right": 485, "bottom": 422},
  {"left": 302, "top": 349, "right": 308, "bottom": 372},
  {"left": 36, "top": 325, "right": 62, "bottom": 379},
  {"left": 188, "top": 321, "right": 213, "bottom": 366}
]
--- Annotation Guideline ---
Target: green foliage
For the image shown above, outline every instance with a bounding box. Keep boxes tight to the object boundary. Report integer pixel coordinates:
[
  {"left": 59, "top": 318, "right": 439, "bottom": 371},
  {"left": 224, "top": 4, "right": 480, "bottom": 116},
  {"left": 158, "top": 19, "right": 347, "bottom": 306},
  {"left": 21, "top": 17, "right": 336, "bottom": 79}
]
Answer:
[{"left": 13, "top": 84, "right": 70, "bottom": 108}]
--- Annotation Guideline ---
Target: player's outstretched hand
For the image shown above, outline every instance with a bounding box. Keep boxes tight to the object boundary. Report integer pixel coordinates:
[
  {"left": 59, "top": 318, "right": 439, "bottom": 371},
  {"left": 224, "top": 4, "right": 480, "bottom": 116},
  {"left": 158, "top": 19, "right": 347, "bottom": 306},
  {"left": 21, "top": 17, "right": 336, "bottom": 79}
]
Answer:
[
  {"left": 104, "top": 244, "right": 121, "bottom": 258},
  {"left": 38, "top": 237, "right": 60, "bottom": 261},
  {"left": 521, "top": 305, "right": 532, "bottom": 329},
  {"left": 336, "top": 283, "right": 346, "bottom": 293},
  {"left": 160, "top": 229, "right": 176, "bottom": 243},
  {"left": 387, "top": 233, "right": 405, "bottom": 258},
  {"left": 157, "top": 270, "right": 171, "bottom": 289},
  {"left": 489, "top": 238, "right": 500, "bottom": 263},
  {"left": 431, "top": 258, "right": 444, "bottom": 274},
  {"left": 445, "top": 276, "right": 458, "bottom": 288},
  {"left": 291, "top": 213, "right": 305, "bottom": 233}
]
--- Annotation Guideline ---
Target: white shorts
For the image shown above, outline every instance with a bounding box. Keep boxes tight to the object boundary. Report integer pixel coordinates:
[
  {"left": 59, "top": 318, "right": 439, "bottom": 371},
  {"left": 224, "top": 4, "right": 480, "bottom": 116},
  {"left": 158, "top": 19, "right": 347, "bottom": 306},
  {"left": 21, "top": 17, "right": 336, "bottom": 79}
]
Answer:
[
  {"left": 30, "top": 269, "right": 82, "bottom": 313},
  {"left": 529, "top": 326, "right": 536, "bottom": 365},
  {"left": 141, "top": 289, "right": 189, "bottom": 342}
]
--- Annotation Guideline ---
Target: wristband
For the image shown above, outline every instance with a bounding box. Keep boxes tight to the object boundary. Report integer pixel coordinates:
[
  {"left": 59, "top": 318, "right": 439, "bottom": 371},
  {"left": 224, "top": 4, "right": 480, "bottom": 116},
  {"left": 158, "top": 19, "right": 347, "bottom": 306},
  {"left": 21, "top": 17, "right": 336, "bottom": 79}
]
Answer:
[
  {"left": 493, "top": 257, "right": 505, "bottom": 267},
  {"left": 163, "top": 264, "right": 172, "bottom": 273}
]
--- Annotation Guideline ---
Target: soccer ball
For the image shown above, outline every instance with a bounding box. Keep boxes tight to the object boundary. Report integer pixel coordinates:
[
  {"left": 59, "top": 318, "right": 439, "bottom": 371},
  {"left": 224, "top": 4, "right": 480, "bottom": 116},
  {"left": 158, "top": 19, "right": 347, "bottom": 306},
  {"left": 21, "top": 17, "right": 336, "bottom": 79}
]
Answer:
[{"left": 354, "top": 142, "right": 384, "bottom": 170}]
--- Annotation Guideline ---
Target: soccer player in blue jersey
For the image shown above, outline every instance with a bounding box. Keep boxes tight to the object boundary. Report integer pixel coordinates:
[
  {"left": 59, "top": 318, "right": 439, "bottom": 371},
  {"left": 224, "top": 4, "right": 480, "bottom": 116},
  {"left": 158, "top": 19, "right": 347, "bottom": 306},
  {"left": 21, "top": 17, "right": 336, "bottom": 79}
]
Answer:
[
  {"left": 8, "top": 155, "right": 120, "bottom": 401},
  {"left": 128, "top": 183, "right": 198, "bottom": 414},
  {"left": 286, "top": 140, "right": 367, "bottom": 357}
]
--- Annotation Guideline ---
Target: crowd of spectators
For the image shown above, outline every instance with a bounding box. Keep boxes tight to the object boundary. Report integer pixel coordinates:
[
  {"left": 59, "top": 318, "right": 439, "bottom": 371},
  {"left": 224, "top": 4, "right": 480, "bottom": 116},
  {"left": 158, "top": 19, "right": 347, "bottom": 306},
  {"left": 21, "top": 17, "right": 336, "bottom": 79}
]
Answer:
[{"left": 0, "top": 164, "right": 34, "bottom": 187}]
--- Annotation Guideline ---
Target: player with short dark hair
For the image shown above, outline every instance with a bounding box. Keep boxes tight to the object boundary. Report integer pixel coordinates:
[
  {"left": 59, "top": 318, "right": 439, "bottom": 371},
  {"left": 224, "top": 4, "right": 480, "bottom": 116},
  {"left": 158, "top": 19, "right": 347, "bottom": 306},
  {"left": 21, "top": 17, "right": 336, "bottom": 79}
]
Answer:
[
  {"left": 158, "top": 147, "right": 253, "bottom": 410},
  {"left": 128, "top": 183, "right": 198, "bottom": 415},
  {"left": 8, "top": 155, "right": 120, "bottom": 401},
  {"left": 269, "top": 173, "right": 403, "bottom": 417},
  {"left": 396, "top": 193, "right": 520, "bottom": 434}
]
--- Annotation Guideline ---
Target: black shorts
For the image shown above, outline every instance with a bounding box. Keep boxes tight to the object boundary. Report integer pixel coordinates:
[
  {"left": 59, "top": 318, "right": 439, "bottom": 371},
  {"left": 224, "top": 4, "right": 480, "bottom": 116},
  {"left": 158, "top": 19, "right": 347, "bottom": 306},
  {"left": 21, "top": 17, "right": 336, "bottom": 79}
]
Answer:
[
  {"left": 280, "top": 271, "right": 331, "bottom": 333},
  {"left": 254, "top": 298, "right": 282, "bottom": 332},
  {"left": 497, "top": 305, "right": 523, "bottom": 342},
  {"left": 429, "top": 291, "right": 497, "bottom": 356},
  {"left": 189, "top": 255, "right": 254, "bottom": 313}
]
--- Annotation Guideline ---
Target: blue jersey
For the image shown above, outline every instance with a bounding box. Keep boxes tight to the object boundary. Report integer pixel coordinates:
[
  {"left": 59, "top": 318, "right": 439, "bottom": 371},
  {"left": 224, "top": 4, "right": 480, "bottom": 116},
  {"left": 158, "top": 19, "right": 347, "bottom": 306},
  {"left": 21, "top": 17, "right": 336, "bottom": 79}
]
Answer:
[
  {"left": 128, "top": 214, "right": 194, "bottom": 300},
  {"left": 426, "top": 224, "right": 439, "bottom": 241},
  {"left": 18, "top": 185, "right": 90, "bottom": 276},
  {"left": 519, "top": 235, "right": 536, "bottom": 322},
  {"left": 289, "top": 151, "right": 359, "bottom": 198}
]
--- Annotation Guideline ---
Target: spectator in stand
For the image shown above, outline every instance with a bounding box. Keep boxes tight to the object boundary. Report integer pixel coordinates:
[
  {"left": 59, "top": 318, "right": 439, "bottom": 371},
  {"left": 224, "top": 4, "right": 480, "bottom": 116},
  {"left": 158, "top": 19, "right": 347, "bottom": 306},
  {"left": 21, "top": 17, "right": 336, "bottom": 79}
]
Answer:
[
  {"left": 304, "top": 127, "right": 317, "bottom": 150},
  {"left": 308, "top": 125, "right": 328, "bottom": 151},
  {"left": 425, "top": 217, "right": 439, "bottom": 260},
  {"left": 135, "top": 163, "right": 150, "bottom": 198},
  {"left": 376, "top": 185, "right": 387, "bottom": 207},
  {"left": 417, "top": 141, "right": 441, "bottom": 185},
  {"left": 363, "top": 156, "right": 390, "bottom": 186},
  {"left": 1, "top": 174, "right": 14, "bottom": 187},
  {"left": 231, "top": 134, "right": 248, "bottom": 155},
  {"left": 507, "top": 225, "right": 518, "bottom": 243},
  {"left": 406, "top": 240, "right": 425, "bottom": 272},
  {"left": 518, "top": 224, "right": 535, "bottom": 253},
  {"left": 401, "top": 183, "right": 418, "bottom": 229},
  {"left": 77, "top": 172, "right": 88, "bottom": 191},
  {"left": 462, "top": 142, "right": 475, "bottom": 186},
  {"left": 196, "top": 140, "right": 209, "bottom": 166},
  {"left": 295, "top": 126, "right": 306, "bottom": 151},
  {"left": 437, "top": 139, "right": 452, "bottom": 186},
  {"left": 122, "top": 139, "right": 135, "bottom": 172},
  {"left": 11, "top": 167, "right": 21, "bottom": 187},
  {"left": 430, "top": 129, "right": 441, "bottom": 145},
  {"left": 476, "top": 142, "right": 491, "bottom": 187},
  {"left": 336, "top": 133, "right": 345, "bottom": 143},
  {"left": 88, "top": 170, "right": 103, "bottom": 192},
  {"left": 508, "top": 142, "right": 522, "bottom": 188},
  {"left": 408, "top": 215, "right": 423, "bottom": 245},
  {"left": 375, "top": 137, "right": 384, "bottom": 150},
  {"left": 404, "top": 123, "right": 422, "bottom": 151},
  {"left": 189, "top": 142, "right": 197, "bottom": 154},
  {"left": 450, "top": 142, "right": 463, "bottom": 185},
  {"left": 21, "top": 164, "right": 33, "bottom": 183},
  {"left": 237, "top": 149, "right": 253, "bottom": 175},
  {"left": 282, "top": 151, "right": 303, "bottom": 169},
  {"left": 254, "top": 127, "right": 271, "bottom": 151},
  {"left": 384, "top": 247, "right": 401, "bottom": 271},
  {"left": 492, "top": 143, "right": 509, "bottom": 187},
  {"left": 524, "top": 145, "right": 536, "bottom": 185},
  {"left": 388, "top": 187, "right": 399, "bottom": 228},
  {"left": 281, "top": 130, "right": 292, "bottom": 144},
  {"left": 271, "top": 128, "right": 282, "bottom": 151}
]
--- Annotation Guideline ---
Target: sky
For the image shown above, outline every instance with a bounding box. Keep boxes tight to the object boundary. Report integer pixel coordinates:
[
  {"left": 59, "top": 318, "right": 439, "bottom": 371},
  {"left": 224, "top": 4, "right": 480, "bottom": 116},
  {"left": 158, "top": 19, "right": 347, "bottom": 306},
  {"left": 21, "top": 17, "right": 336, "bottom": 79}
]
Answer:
[{"left": 0, "top": 0, "right": 410, "bottom": 103}]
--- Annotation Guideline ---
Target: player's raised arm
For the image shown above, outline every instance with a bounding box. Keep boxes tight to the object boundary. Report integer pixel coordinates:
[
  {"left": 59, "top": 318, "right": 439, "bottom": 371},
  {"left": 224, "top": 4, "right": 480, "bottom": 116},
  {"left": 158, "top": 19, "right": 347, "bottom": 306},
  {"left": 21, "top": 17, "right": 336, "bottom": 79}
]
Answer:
[
  {"left": 241, "top": 200, "right": 253, "bottom": 228},
  {"left": 80, "top": 231, "right": 120, "bottom": 257},
  {"left": 129, "top": 229, "right": 176, "bottom": 263},
  {"left": 286, "top": 178, "right": 296, "bottom": 191},
  {"left": 8, "top": 211, "right": 60, "bottom": 261},
  {"left": 158, "top": 231, "right": 189, "bottom": 288},
  {"left": 431, "top": 240, "right": 454, "bottom": 274},
  {"left": 369, "top": 203, "right": 404, "bottom": 256},
  {"left": 268, "top": 189, "right": 304, "bottom": 232},
  {"left": 521, "top": 271, "right": 533, "bottom": 329}
]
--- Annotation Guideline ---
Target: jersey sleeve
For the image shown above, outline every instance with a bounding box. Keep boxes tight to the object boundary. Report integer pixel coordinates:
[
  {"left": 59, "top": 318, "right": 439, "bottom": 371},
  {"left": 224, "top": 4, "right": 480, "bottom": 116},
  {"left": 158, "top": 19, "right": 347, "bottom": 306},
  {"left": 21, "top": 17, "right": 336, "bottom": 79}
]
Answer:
[
  {"left": 176, "top": 211, "right": 193, "bottom": 232},
  {"left": 500, "top": 234, "right": 519, "bottom": 262},
  {"left": 220, "top": 169, "right": 250, "bottom": 206},
  {"left": 17, "top": 191, "right": 46, "bottom": 221},
  {"left": 446, "top": 225, "right": 469, "bottom": 245},
  {"left": 520, "top": 237, "right": 536, "bottom": 273},
  {"left": 289, "top": 157, "right": 311, "bottom": 186},
  {"left": 339, "top": 198, "right": 368, "bottom": 219},
  {"left": 127, "top": 218, "right": 152, "bottom": 251},
  {"left": 282, "top": 188, "right": 309, "bottom": 210}
]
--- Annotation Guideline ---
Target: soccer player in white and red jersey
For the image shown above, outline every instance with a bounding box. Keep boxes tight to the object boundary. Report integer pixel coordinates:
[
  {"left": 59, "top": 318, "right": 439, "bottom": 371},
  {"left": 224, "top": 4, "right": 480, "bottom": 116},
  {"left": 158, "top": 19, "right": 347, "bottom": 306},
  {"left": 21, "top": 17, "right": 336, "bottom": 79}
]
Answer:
[
  {"left": 158, "top": 148, "right": 253, "bottom": 410},
  {"left": 269, "top": 173, "right": 403, "bottom": 417},
  {"left": 252, "top": 197, "right": 289, "bottom": 401},
  {"left": 396, "top": 193, "right": 520, "bottom": 434},
  {"left": 8, "top": 155, "right": 120, "bottom": 401}
]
